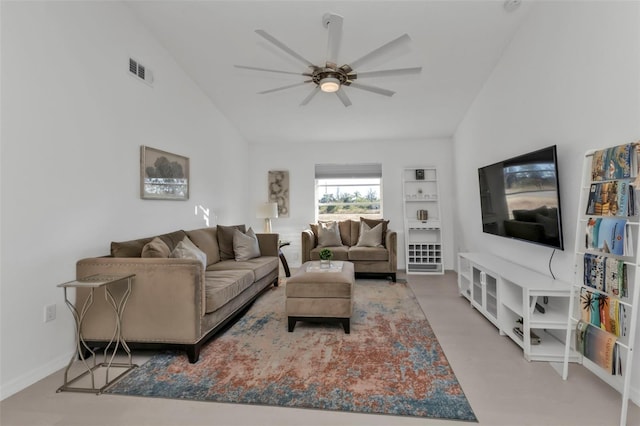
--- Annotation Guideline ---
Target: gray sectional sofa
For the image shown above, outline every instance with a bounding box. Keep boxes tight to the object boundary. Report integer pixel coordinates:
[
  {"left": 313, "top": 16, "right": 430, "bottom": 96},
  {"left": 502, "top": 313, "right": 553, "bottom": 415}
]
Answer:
[{"left": 75, "top": 226, "right": 279, "bottom": 363}]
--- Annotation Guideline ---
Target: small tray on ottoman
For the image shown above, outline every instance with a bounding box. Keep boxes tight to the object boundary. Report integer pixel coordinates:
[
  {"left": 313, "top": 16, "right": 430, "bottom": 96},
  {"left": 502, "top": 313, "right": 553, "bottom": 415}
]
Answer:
[{"left": 286, "top": 261, "right": 355, "bottom": 333}]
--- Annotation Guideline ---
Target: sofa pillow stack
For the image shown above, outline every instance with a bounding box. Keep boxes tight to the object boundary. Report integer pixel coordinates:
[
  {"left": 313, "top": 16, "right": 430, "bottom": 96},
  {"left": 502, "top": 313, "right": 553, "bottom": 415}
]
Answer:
[
  {"left": 217, "top": 224, "right": 262, "bottom": 261},
  {"left": 170, "top": 237, "right": 207, "bottom": 269},
  {"left": 310, "top": 218, "right": 390, "bottom": 248},
  {"left": 232, "top": 227, "right": 261, "bottom": 261}
]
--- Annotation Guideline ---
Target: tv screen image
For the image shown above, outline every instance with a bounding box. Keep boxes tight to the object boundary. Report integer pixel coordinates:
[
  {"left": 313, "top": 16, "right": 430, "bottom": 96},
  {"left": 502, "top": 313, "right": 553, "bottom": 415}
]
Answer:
[{"left": 478, "top": 145, "right": 564, "bottom": 250}]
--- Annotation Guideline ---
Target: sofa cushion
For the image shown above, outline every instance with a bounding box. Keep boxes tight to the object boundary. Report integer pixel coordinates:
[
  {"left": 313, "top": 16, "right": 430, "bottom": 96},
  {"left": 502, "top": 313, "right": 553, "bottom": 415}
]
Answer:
[
  {"left": 110, "top": 230, "right": 187, "bottom": 257},
  {"left": 310, "top": 245, "right": 349, "bottom": 261},
  {"left": 356, "top": 221, "right": 384, "bottom": 247},
  {"left": 348, "top": 246, "right": 389, "bottom": 261},
  {"left": 207, "top": 256, "right": 278, "bottom": 282},
  {"left": 111, "top": 237, "right": 153, "bottom": 257},
  {"left": 217, "top": 224, "right": 246, "bottom": 260},
  {"left": 204, "top": 269, "right": 255, "bottom": 314},
  {"left": 141, "top": 237, "right": 171, "bottom": 258},
  {"left": 318, "top": 221, "right": 343, "bottom": 247},
  {"left": 186, "top": 227, "right": 220, "bottom": 266},
  {"left": 233, "top": 227, "right": 261, "bottom": 261},
  {"left": 170, "top": 237, "right": 207, "bottom": 269},
  {"left": 361, "top": 218, "right": 389, "bottom": 245},
  {"left": 158, "top": 230, "right": 189, "bottom": 253}
]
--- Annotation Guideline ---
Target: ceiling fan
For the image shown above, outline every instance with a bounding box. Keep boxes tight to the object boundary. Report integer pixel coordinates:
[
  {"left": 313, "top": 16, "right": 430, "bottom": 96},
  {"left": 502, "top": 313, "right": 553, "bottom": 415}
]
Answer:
[{"left": 234, "top": 13, "right": 422, "bottom": 107}]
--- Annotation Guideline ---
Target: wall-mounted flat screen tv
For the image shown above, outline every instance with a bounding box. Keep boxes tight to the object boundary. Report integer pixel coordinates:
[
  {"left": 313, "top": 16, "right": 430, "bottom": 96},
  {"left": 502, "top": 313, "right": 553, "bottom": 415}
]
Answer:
[{"left": 478, "top": 145, "right": 564, "bottom": 250}]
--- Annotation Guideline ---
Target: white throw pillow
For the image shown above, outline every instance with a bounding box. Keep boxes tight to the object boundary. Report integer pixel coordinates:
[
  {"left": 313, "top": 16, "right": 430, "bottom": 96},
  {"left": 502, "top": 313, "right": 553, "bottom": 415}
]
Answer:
[
  {"left": 170, "top": 236, "right": 207, "bottom": 269},
  {"left": 356, "top": 221, "right": 384, "bottom": 247},
  {"left": 317, "top": 221, "right": 343, "bottom": 247},
  {"left": 233, "top": 227, "right": 261, "bottom": 261}
]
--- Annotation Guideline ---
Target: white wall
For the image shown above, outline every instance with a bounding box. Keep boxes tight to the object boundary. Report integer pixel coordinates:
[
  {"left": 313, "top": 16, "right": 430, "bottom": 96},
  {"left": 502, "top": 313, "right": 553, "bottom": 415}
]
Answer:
[
  {"left": 454, "top": 0, "right": 640, "bottom": 400},
  {"left": 0, "top": 1, "right": 250, "bottom": 399},
  {"left": 248, "top": 138, "right": 455, "bottom": 271}
]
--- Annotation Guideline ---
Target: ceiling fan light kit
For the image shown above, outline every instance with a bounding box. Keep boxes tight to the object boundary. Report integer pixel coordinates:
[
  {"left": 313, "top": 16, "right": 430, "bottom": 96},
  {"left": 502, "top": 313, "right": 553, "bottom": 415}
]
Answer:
[
  {"left": 319, "top": 77, "right": 340, "bottom": 93},
  {"left": 235, "top": 12, "right": 422, "bottom": 107}
]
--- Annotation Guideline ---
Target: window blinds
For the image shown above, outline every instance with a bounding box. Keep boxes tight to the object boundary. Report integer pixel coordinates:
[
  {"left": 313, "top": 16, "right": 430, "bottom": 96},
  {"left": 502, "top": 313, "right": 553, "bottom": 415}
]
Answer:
[{"left": 314, "top": 163, "right": 382, "bottom": 179}]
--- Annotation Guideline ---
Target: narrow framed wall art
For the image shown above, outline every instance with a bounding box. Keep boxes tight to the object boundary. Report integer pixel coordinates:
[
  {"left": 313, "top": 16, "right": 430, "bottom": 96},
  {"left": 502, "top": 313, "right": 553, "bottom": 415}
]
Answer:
[{"left": 268, "top": 170, "right": 289, "bottom": 217}]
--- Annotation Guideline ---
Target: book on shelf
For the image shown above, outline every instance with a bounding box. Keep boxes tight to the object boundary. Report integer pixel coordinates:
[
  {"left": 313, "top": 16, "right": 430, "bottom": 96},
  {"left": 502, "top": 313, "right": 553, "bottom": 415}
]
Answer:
[
  {"left": 576, "top": 320, "right": 620, "bottom": 374},
  {"left": 585, "top": 217, "right": 632, "bottom": 256},
  {"left": 591, "top": 143, "right": 638, "bottom": 182},
  {"left": 585, "top": 180, "right": 635, "bottom": 216}
]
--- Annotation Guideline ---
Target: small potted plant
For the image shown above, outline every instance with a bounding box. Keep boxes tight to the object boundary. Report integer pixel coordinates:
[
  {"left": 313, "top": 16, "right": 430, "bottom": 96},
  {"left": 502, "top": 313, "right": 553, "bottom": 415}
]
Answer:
[{"left": 319, "top": 248, "right": 333, "bottom": 268}]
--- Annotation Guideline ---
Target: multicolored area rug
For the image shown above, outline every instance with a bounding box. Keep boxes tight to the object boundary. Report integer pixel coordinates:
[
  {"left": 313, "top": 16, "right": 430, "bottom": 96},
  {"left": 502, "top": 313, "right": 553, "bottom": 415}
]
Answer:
[{"left": 106, "top": 280, "right": 477, "bottom": 422}]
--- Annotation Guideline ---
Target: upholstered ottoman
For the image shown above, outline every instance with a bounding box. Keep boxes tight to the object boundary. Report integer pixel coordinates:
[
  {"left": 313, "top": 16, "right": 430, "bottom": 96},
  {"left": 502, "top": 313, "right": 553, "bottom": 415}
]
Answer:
[{"left": 286, "top": 261, "right": 355, "bottom": 333}]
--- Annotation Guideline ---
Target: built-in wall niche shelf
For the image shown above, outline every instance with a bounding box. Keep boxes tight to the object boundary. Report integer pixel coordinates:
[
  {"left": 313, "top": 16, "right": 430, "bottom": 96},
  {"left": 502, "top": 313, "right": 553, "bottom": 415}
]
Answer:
[{"left": 402, "top": 167, "right": 443, "bottom": 274}]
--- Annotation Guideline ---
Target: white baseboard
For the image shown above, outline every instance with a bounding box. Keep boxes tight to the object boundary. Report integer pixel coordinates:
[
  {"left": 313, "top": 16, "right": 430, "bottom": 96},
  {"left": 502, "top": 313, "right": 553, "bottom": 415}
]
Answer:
[{"left": 0, "top": 351, "right": 72, "bottom": 401}]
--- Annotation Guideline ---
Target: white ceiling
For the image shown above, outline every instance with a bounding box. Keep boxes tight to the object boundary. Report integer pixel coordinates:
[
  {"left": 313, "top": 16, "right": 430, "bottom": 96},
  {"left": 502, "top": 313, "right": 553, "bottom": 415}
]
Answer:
[{"left": 126, "top": 1, "right": 532, "bottom": 144}]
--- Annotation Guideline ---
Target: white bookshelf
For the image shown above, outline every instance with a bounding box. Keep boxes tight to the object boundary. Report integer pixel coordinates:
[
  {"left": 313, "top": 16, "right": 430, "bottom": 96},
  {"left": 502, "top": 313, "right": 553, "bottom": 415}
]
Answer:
[
  {"left": 402, "top": 167, "right": 443, "bottom": 274},
  {"left": 563, "top": 144, "right": 640, "bottom": 426}
]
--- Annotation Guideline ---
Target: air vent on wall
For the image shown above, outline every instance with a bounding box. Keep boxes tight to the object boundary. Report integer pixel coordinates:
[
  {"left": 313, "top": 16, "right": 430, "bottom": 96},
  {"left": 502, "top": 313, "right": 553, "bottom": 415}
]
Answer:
[{"left": 129, "top": 57, "right": 154, "bottom": 86}]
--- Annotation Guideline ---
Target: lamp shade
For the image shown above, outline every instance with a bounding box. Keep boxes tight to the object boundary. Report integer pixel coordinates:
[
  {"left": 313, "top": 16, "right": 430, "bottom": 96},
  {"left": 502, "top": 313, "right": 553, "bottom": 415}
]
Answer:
[{"left": 256, "top": 202, "right": 279, "bottom": 219}]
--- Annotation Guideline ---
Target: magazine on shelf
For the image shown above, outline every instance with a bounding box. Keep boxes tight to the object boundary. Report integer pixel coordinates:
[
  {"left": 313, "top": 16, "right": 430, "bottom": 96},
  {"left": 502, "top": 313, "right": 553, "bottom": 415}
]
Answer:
[
  {"left": 591, "top": 143, "right": 638, "bottom": 182},
  {"left": 585, "top": 217, "right": 630, "bottom": 256},
  {"left": 585, "top": 180, "right": 634, "bottom": 216},
  {"left": 579, "top": 288, "right": 627, "bottom": 337},
  {"left": 576, "top": 320, "right": 620, "bottom": 374},
  {"left": 582, "top": 253, "right": 627, "bottom": 297}
]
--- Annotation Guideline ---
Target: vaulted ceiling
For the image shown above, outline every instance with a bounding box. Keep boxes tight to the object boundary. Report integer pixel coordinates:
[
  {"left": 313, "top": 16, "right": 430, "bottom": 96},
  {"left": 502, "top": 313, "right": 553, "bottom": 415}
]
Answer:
[{"left": 126, "top": 1, "right": 532, "bottom": 144}]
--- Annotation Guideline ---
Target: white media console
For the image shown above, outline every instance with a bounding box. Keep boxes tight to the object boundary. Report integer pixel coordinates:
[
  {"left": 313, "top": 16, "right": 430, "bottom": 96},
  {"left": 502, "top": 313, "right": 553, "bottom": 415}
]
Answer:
[{"left": 457, "top": 252, "right": 579, "bottom": 362}]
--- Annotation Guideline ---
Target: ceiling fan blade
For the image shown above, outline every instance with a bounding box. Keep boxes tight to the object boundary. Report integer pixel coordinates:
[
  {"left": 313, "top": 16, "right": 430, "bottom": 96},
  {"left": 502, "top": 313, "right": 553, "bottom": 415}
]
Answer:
[
  {"left": 255, "top": 29, "right": 315, "bottom": 67},
  {"left": 349, "top": 34, "right": 411, "bottom": 70},
  {"left": 324, "top": 13, "right": 343, "bottom": 66},
  {"left": 234, "top": 65, "right": 310, "bottom": 76},
  {"left": 356, "top": 67, "right": 422, "bottom": 79},
  {"left": 349, "top": 82, "right": 395, "bottom": 97},
  {"left": 258, "top": 81, "right": 309, "bottom": 95},
  {"left": 300, "top": 86, "right": 321, "bottom": 106},
  {"left": 335, "top": 89, "right": 352, "bottom": 107}
]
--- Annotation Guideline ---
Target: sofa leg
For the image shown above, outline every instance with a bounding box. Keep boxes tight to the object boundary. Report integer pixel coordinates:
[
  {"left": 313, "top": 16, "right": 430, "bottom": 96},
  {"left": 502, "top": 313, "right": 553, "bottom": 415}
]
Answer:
[
  {"left": 390, "top": 273, "right": 396, "bottom": 282},
  {"left": 186, "top": 345, "right": 200, "bottom": 363},
  {"left": 288, "top": 317, "right": 296, "bottom": 332},
  {"left": 342, "top": 318, "right": 350, "bottom": 334}
]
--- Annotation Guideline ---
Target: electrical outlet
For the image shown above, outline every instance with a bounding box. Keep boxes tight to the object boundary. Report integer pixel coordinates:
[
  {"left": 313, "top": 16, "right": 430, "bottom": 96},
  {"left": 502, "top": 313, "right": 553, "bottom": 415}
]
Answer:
[{"left": 44, "top": 304, "right": 56, "bottom": 322}]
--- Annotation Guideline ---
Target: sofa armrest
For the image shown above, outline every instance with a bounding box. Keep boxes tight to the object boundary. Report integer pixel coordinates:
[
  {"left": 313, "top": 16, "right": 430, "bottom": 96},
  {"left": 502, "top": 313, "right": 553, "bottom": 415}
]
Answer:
[
  {"left": 256, "top": 233, "right": 279, "bottom": 257},
  {"left": 301, "top": 229, "right": 316, "bottom": 263},
  {"left": 386, "top": 230, "right": 398, "bottom": 272},
  {"left": 76, "top": 257, "right": 205, "bottom": 343}
]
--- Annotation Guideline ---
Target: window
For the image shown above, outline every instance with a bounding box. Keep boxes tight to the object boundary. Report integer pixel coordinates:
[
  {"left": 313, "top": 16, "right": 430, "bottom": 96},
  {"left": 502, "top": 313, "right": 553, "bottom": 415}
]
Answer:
[{"left": 315, "top": 163, "right": 382, "bottom": 221}]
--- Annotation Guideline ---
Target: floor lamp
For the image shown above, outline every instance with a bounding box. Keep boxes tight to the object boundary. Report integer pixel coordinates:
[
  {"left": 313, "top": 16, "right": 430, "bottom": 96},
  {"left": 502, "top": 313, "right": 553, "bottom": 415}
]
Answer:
[{"left": 257, "top": 202, "right": 278, "bottom": 233}]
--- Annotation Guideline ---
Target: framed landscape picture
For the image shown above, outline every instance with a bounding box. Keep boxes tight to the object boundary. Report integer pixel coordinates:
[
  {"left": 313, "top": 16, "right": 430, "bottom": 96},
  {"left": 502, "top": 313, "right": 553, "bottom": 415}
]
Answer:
[{"left": 140, "top": 146, "right": 189, "bottom": 200}]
